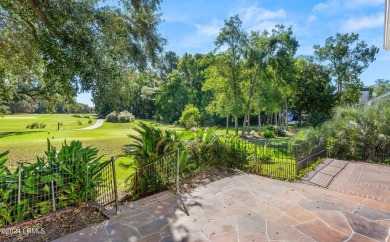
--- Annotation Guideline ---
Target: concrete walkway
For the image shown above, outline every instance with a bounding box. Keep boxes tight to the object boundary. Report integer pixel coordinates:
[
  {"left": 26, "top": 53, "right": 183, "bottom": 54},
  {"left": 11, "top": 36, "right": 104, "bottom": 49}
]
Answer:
[
  {"left": 54, "top": 173, "right": 390, "bottom": 242},
  {"left": 78, "top": 119, "right": 104, "bottom": 130}
]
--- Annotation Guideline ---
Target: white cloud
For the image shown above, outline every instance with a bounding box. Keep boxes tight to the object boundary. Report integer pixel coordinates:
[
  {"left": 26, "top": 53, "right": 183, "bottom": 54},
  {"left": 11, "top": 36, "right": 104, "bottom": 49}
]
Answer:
[
  {"left": 180, "top": 20, "right": 222, "bottom": 49},
  {"left": 344, "top": 0, "right": 384, "bottom": 9},
  {"left": 240, "top": 6, "right": 286, "bottom": 23},
  {"left": 307, "top": 15, "right": 317, "bottom": 23},
  {"left": 340, "top": 13, "right": 384, "bottom": 31},
  {"left": 313, "top": 0, "right": 384, "bottom": 12},
  {"left": 313, "top": 0, "right": 341, "bottom": 12},
  {"left": 234, "top": 4, "right": 287, "bottom": 31},
  {"left": 196, "top": 23, "right": 221, "bottom": 37}
]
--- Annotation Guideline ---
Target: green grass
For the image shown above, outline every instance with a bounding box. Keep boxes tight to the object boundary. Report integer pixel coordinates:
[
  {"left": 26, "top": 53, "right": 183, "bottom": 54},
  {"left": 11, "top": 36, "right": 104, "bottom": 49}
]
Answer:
[
  {"left": 0, "top": 114, "right": 302, "bottom": 188},
  {"left": 0, "top": 114, "right": 179, "bottom": 190}
]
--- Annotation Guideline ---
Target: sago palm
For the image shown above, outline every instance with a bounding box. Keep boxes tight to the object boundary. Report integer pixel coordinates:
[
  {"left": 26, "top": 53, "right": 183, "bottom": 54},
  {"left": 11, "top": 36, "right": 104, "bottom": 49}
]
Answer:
[{"left": 125, "top": 122, "right": 181, "bottom": 167}]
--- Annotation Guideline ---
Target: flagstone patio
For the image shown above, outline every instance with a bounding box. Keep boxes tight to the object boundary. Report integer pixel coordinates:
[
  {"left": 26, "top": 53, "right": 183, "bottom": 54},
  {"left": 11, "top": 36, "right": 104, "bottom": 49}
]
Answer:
[{"left": 54, "top": 167, "right": 390, "bottom": 242}]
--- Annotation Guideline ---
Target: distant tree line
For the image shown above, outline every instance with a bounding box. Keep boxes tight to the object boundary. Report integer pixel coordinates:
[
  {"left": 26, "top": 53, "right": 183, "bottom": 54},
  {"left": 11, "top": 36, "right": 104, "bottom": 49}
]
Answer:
[{"left": 7, "top": 95, "right": 94, "bottom": 114}]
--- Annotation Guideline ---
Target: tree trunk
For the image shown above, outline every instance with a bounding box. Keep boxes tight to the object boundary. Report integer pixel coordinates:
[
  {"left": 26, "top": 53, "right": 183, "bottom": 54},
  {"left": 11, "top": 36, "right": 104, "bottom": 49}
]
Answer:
[
  {"left": 242, "top": 70, "right": 258, "bottom": 135},
  {"left": 226, "top": 115, "right": 229, "bottom": 134},
  {"left": 234, "top": 116, "right": 239, "bottom": 135},
  {"left": 242, "top": 115, "right": 246, "bottom": 135},
  {"left": 247, "top": 113, "right": 251, "bottom": 134},
  {"left": 279, "top": 109, "right": 283, "bottom": 129},
  {"left": 258, "top": 112, "right": 261, "bottom": 130},
  {"left": 285, "top": 97, "right": 289, "bottom": 131}
]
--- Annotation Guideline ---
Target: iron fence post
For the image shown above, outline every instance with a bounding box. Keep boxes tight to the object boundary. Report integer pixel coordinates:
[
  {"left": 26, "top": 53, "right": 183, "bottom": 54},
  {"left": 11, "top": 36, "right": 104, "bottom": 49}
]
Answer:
[
  {"left": 176, "top": 148, "right": 180, "bottom": 194},
  {"left": 294, "top": 144, "right": 299, "bottom": 177},
  {"left": 51, "top": 180, "right": 56, "bottom": 211},
  {"left": 18, "top": 162, "right": 21, "bottom": 203},
  {"left": 254, "top": 144, "right": 258, "bottom": 174},
  {"left": 111, "top": 156, "right": 119, "bottom": 215}
]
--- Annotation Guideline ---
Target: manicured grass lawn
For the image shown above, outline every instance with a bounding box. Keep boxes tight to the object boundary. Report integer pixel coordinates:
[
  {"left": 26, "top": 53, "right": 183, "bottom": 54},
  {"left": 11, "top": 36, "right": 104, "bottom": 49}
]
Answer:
[
  {"left": 0, "top": 114, "right": 178, "bottom": 190},
  {"left": 0, "top": 114, "right": 299, "bottom": 187}
]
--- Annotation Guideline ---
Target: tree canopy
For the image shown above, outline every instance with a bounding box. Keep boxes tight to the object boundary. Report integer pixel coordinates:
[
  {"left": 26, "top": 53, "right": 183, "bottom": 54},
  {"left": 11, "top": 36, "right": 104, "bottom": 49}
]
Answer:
[
  {"left": 0, "top": 0, "right": 165, "bottom": 113},
  {"left": 313, "top": 33, "right": 378, "bottom": 104}
]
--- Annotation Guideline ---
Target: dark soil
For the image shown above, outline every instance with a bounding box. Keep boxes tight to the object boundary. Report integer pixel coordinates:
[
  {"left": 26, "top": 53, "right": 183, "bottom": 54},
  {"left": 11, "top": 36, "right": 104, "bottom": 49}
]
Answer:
[
  {"left": 179, "top": 167, "right": 243, "bottom": 192},
  {"left": 0, "top": 202, "right": 107, "bottom": 242},
  {"left": 119, "top": 167, "right": 243, "bottom": 203}
]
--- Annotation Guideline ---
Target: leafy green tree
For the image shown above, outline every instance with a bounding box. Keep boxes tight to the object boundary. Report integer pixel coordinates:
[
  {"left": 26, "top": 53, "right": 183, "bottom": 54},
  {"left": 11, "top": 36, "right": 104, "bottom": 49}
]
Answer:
[
  {"left": 158, "top": 51, "right": 179, "bottom": 81},
  {"left": 252, "top": 69, "right": 284, "bottom": 129},
  {"left": 371, "top": 79, "right": 390, "bottom": 97},
  {"left": 9, "top": 96, "right": 38, "bottom": 114},
  {"left": 178, "top": 52, "right": 214, "bottom": 125},
  {"left": 313, "top": 33, "right": 378, "bottom": 104},
  {"left": 0, "top": 0, "right": 165, "bottom": 112},
  {"left": 155, "top": 71, "right": 189, "bottom": 123},
  {"left": 241, "top": 30, "right": 272, "bottom": 133},
  {"left": 269, "top": 25, "right": 299, "bottom": 131},
  {"left": 206, "top": 15, "right": 247, "bottom": 135},
  {"left": 179, "top": 104, "right": 201, "bottom": 129},
  {"left": 291, "top": 58, "right": 336, "bottom": 121}
]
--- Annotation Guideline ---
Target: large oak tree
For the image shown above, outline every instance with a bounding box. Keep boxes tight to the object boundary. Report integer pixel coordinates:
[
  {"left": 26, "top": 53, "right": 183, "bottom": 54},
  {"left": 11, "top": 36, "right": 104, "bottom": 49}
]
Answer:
[{"left": 0, "top": 0, "right": 165, "bottom": 114}]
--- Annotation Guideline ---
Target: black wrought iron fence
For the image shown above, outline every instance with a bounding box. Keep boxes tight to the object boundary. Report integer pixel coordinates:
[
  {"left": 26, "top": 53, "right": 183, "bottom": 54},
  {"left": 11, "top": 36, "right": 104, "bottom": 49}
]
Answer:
[
  {"left": 130, "top": 150, "right": 179, "bottom": 198},
  {"left": 293, "top": 137, "right": 327, "bottom": 175},
  {"left": 227, "top": 137, "right": 327, "bottom": 180},
  {"left": 92, "top": 157, "right": 118, "bottom": 213},
  {"left": 327, "top": 139, "right": 390, "bottom": 163},
  {"left": 0, "top": 157, "right": 119, "bottom": 228},
  {"left": 227, "top": 138, "right": 296, "bottom": 180}
]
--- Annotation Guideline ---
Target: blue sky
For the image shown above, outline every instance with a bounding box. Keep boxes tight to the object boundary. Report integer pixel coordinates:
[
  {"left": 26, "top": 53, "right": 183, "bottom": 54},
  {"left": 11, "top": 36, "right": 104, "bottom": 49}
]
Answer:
[{"left": 77, "top": 0, "right": 389, "bottom": 106}]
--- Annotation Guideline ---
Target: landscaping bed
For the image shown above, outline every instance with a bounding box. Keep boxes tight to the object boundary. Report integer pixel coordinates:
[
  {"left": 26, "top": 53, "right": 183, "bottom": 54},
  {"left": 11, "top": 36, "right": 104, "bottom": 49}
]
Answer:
[
  {"left": 0, "top": 202, "right": 107, "bottom": 242},
  {"left": 179, "top": 167, "right": 243, "bottom": 192}
]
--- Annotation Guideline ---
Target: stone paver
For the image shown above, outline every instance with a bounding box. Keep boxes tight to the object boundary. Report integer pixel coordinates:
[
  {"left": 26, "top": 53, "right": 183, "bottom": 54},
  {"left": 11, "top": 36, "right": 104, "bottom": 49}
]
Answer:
[
  {"left": 54, "top": 171, "right": 390, "bottom": 242},
  {"left": 295, "top": 219, "right": 350, "bottom": 242},
  {"left": 328, "top": 162, "right": 390, "bottom": 202}
]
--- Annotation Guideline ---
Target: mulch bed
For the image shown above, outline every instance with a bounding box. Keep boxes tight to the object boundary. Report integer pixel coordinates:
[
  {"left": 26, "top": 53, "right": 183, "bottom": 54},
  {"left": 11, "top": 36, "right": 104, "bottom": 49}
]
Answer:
[
  {"left": 0, "top": 202, "right": 107, "bottom": 242},
  {"left": 119, "top": 167, "right": 243, "bottom": 203}
]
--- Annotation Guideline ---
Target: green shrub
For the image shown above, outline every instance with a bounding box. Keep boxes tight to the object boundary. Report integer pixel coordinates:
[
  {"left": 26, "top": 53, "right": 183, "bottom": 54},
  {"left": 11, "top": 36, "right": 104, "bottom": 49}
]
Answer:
[
  {"left": 88, "top": 118, "right": 93, "bottom": 124},
  {"left": 77, "top": 120, "right": 82, "bottom": 125},
  {"left": 307, "top": 112, "right": 328, "bottom": 127},
  {"left": 118, "top": 111, "right": 135, "bottom": 123},
  {"left": 322, "top": 101, "right": 390, "bottom": 161},
  {"left": 125, "top": 122, "right": 182, "bottom": 168},
  {"left": 263, "top": 130, "right": 275, "bottom": 138},
  {"left": 184, "top": 131, "right": 247, "bottom": 170},
  {"left": 106, "top": 111, "right": 134, "bottom": 123},
  {"left": 26, "top": 122, "right": 46, "bottom": 129},
  {"left": 106, "top": 111, "right": 118, "bottom": 122},
  {"left": 179, "top": 104, "right": 200, "bottom": 129},
  {"left": 275, "top": 127, "right": 286, "bottom": 137}
]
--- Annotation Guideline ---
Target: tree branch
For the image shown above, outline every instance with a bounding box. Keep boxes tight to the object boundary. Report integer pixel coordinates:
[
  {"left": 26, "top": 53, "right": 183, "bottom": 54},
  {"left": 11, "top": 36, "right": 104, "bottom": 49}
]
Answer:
[{"left": 26, "top": 0, "right": 66, "bottom": 42}]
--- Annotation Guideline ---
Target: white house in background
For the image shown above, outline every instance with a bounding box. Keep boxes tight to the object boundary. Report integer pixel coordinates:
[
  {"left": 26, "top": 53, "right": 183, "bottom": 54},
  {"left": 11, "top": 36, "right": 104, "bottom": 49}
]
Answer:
[
  {"left": 359, "top": 88, "right": 370, "bottom": 104},
  {"left": 386, "top": 0, "right": 390, "bottom": 50}
]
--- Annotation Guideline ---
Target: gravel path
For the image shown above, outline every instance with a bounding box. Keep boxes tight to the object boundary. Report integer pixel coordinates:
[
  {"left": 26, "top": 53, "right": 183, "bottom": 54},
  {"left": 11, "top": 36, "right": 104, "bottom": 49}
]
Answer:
[{"left": 78, "top": 119, "right": 104, "bottom": 130}]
